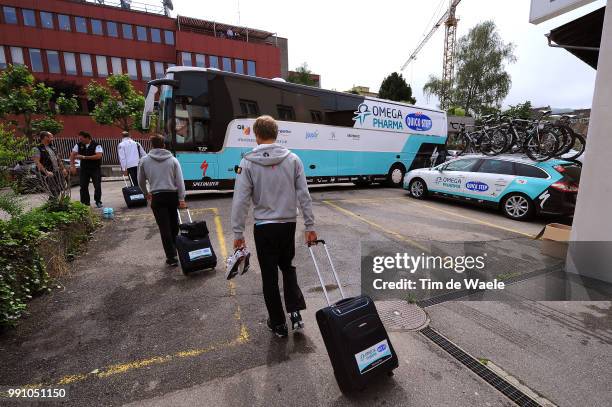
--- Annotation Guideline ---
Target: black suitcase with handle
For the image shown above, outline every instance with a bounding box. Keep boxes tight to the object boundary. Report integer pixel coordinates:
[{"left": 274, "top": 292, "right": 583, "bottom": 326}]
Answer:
[
  {"left": 309, "top": 240, "right": 398, "bottom": 393},
  {"left": 121, "top": 175, "right": 147, "bottom": 208},
  {"left": 175, "top": 209, "right": 217, "bottom": 275}
]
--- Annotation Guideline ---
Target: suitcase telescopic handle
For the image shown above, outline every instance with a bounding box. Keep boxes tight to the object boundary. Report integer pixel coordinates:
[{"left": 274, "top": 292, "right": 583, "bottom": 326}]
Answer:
[
  {"left": 122, "top": 174, "right": 136, "bottom": 187},
  {"left": 308, "top": 240, "right": 345, "bottom": 307},
  {"left": 177, "top": 208, "right": 193, "bottom": 224}
]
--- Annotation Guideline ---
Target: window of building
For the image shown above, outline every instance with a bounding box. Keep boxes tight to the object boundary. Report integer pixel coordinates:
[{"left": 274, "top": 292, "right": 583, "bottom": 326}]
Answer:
[
  {"left": 181, "top": 52, "right": 192, "bottom": 66},
  {"left": 126, "top": 58, "right": 137, "bottom": 79},
  {"left": 80, "top": 54, "right": 93, "bottom": 76},
  {"left": 22, "top": 9, "right": 36, "bottom": 27},
  {"left": 106, "top": 21, "right": 118, "bottom": 37},
  {"left": 47, "top": 50, "right": 60, "bottom": 73},
  {"left": 154, "top": 61, "right": 164, "bottom": 78},
  {"left": 40, "top": 12, "right": 54, "bottom": 29},
  {"left": 111, "top": 57, "right": 122, "bottom": 74},
  {"left": 58, "top": 14, "right": 71, "bottom": 31},
  {"left": 122, "top": 24, "right": 133, "bottom": 39},
  {"left": 140, "top": 60, "right": 151, "bottom": 80},
  {"left": 96, "top": 55, "right": 108, "bottom": 77},
  {"left": 310, "top": 110, "right": 323, "bottom": 123},
  {"left": 195, "top": 54, "right": 205, "bottom": 67},
  {"left": 277, "top": 105, "right": 295, "bottom": 121},
  {"left": 63, "top": 52, "right": 77, "bottom": 75},
  {"left": 239, "top": 100, "right": 260, "bottom": 117},
  {"left": 29, "top": 49, "right": 43, "bottom": 72},
  {"left": 91, "top": 19, "right": 103, "bottom": 35},
  {"left": 222, "top": 57, "right": 232, "bottom": 72},
  {"left": 0, "top": 47, "right": 6, "bottom": 69},
  {"left": 247, "top": 60, "right": 256, "bottom": 76},
  {"left": 164, "top": 30, "right": 174, "bottom": 45},
  {"left": 75, "top": 17, "right": 87, "bottom": 33},
  {"left": 234, "top": 59, "right": 244, "bottom": 74},
  {"left": 150, "top": 28, "right": 161, "bottom": 43},
  {"left": 136, "top": 26, "right": 147, "bottom": 41},
  {"left": 10, "top": 47, "right": 23, "bottom": 65},
  {"left": 208, "top": 55, "right": 219, "bottom": 69},
  {"left": 3, "top": 7, "right": 17, "bottom": 25}
]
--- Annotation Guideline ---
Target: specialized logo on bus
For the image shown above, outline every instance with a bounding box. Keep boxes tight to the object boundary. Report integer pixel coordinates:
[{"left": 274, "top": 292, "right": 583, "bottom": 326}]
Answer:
[
  {"left": 405, "top": 112, "right": 433, "bottom": 132},
  {"left": 466, "top": 181, "right": 489, "bottom": 192},
  {"left": 200, "top": 160, "right": 209, "bottom": 178},
  {"left": 353, "top": 103, "right": 371, "bottom": 126}
]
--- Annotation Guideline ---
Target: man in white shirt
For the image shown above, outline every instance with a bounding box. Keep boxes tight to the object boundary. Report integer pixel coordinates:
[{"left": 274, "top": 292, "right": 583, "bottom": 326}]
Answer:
[
  {"left": 117, "top": 131, "right": 145, "bottom": 187},
  {"left": 70, "top": 131, "right": 104, "bottom": 207}
]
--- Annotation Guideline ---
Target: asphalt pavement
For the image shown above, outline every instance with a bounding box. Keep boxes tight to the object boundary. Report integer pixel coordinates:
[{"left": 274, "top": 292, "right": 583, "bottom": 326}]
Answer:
[{"left": 0, "top": 181, "right": 609, "bottom": 406}]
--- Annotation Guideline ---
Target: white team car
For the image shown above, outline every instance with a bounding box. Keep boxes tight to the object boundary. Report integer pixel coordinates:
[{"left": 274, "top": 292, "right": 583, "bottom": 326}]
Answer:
[{"left": 403, "top": 155, "right": 581, "bottom": 220}]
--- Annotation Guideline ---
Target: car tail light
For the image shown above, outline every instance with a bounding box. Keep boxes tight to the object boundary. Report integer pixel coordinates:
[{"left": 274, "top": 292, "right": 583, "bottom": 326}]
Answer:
[
  {"left": 551, "top": 181, "right": 578, "bottom": 192},
  {"left": 554, "top": 165, "right": 566, "bottom": 173}
]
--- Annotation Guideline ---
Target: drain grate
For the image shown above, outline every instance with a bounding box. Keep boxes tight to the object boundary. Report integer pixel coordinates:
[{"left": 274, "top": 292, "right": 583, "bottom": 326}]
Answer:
[
  {"left": 420, "top": 326, "right": 542, "bottom": 407},
  {"left": 375, "top": 301, "right": 428, "bottom": 331}
]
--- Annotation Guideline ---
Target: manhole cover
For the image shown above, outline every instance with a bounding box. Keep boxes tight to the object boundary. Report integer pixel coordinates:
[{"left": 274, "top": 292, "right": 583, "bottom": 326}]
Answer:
[{"left": 375, "top": 301, "right": 429, "bottom": 331}]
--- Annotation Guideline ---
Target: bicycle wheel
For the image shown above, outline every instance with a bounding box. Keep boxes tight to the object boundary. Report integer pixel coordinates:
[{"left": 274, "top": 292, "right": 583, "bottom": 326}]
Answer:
[
  {"left": 563, "top": 132, "right": 586, "bottom": 160},
  {"left": 480, "top": 129, "right": 508, "bottom": 156},
  {"left": 550, "top": 124, "right": 574, "bottom": 156},
  {"left": 449, "top": 132, "right": 470, "bottom": 156},
  {"left": 524, "top": 130, "right": 558, "bottom": 161}
]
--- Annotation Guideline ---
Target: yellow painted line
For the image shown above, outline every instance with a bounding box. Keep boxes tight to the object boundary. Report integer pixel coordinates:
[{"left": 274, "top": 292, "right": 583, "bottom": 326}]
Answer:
[
  {"left": 406, "top": 201, "right": 536, "bottom": 238},
  {"left": 18, "top": 207, "right": 251, "bottom": 389},
  {"left": 323, "top": 200, "right": 429, "bottom": 252}
]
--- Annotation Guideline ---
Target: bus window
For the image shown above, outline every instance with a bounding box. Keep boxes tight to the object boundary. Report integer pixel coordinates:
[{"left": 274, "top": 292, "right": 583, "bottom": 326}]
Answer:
[
  {"left": 310, "top": 110, "right": 323, "bottom": 123},
  {"left": 175, "top": 101, "right": 218, "bottom": 151},
  {"left": 277, "top": 105, "right": 295, "bottom": 121}
]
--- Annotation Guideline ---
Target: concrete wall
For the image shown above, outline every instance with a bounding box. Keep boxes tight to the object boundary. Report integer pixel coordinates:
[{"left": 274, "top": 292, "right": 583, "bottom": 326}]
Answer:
[{"left": 567, "top": 4, "right": 612, "bottom": 283}]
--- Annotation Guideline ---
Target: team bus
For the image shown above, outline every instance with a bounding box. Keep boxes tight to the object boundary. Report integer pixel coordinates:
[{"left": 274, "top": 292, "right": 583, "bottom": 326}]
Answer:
[{"left": 141, "top": 66, "right": 448, "bottom": 190}]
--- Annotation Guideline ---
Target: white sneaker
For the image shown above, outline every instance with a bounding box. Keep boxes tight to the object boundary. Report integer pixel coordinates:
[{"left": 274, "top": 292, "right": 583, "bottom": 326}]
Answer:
[
  {"left": 238, "top": 248, "right": 251, "bottom": 275},
  {"left": 225, "top": 250, "right": 243, "bottom": 280}
]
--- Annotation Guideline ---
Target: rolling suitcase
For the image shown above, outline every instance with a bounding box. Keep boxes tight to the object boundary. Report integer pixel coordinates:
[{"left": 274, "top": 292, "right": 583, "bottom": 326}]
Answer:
[
  {"left": 309, "top": 240, "right": 398, "bottom": 393},
  {"left": 122, "top": 175, "right": 147, "bottom": 208},
  {"left": 175, "top": 209, "right": 217, "bottom": 275}
]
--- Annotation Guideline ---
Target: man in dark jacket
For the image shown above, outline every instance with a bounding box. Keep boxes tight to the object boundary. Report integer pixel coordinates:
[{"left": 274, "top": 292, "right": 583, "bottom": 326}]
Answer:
[
  {"left": 70, "top": 131, "right": 104, "bottom": 207},
  {"left": 138, "top": 135, "right": 187, "bottom": 266},
  {"left": 32, "top": 131, "right": 67, "bottom": 199}
]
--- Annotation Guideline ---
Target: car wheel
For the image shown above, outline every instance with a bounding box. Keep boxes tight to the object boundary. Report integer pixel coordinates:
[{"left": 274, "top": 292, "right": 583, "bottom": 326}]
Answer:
[
  {"left": 409, "top": 178, "right": 428, "bottom": 199},
  {"left": 386, "top": 164, "right": 406, "bottom": 188},
  {"left": 501, "top": 193, "right": 534, "bottom": 220}
]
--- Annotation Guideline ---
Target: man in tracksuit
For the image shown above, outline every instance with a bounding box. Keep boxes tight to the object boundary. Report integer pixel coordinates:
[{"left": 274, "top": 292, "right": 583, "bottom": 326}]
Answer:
[
  {"left": 231, "top": 115, "right": 317, "bottom": 338},
  {"left": 138, "top": 135, "right": 187, "bottom": 266}
]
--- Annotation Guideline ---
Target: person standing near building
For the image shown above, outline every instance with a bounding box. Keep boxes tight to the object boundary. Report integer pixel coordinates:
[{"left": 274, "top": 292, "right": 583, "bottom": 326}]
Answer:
[
  {"left": 117, "top": 131, "right": 145, "bottom": 187},
  {"left": 70, "top": 131, "right": 103, "bottom": 207},
  {"left": 138, "top": 135, "right": 187, "bottom": 266},
  {"left": 231, "top": 115, "right": 317, "bottom": 338},
  {"left": 32, "top": 131, "right": 67, "bottom": 199}
]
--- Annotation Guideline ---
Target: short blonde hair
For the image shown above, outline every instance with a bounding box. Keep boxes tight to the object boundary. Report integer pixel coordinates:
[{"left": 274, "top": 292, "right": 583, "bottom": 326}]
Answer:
[{"left": 253, "top": 115, "right": 278, "bottom": 141}]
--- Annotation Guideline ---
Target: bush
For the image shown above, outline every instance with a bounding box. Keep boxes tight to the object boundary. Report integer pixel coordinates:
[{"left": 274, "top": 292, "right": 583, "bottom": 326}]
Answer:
[{"left": 0, "top": 201, "right": 98, "bottom": 327}]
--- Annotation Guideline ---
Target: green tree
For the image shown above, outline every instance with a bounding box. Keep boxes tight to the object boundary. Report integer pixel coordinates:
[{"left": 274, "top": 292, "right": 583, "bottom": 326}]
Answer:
[
  {"left": 0, "top": 65, "right": 78, "bottom": 142},
  {"left": 86, "top": 74, "right": 145, "bottom": 132},
  {"left": 424, "top": 21, "right": 516, "bottom": 117},
  {"left": 287, "top": 63, "right": 317, "bottom": 86},
  {"left": 503, "top": 101, "right": 532, "bottom": 119},
  {"left": 378, "top": 72, "right": 416, "bottom": 104}
]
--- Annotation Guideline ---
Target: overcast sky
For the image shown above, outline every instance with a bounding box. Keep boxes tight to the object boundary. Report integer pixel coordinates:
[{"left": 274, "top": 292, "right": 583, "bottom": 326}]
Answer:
[{"left": 172, "top": 0, "right": 604, "bottom": 110}]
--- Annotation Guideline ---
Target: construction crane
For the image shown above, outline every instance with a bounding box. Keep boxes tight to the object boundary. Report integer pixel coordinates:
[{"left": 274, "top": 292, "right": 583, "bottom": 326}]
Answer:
[{"left": 400, "top": 0, "right": 462, "bottom": 109}]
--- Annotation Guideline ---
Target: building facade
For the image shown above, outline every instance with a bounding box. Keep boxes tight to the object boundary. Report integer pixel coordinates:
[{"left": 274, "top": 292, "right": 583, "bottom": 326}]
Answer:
[{"left": 0, "top": 0, "right": 286, "bottom": 138}]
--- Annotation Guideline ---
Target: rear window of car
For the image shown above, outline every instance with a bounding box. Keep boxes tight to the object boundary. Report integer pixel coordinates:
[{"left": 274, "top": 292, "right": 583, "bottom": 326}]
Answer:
[
  {"left": 477, "top": 159, "right": 514, "bottom": 175},
  {"left": 515, "top": 163, "right": 548, "bottom": 179}
]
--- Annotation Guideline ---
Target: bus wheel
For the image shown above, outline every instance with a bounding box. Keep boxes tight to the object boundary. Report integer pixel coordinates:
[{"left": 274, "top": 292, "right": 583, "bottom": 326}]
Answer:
[{"left": 386, "top": 164, "right": 406, "bottom": 188}]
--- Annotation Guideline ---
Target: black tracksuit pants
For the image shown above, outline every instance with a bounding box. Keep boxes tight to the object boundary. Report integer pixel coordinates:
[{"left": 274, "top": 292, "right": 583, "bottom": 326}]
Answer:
[
  {"left": 79, "top": 166, "right": 102, "bottom": 205},
  {"left": 127, "top": 166, "right": 139, "bottom": 187},
  {"left": 254, "top": 222, "right": 306, "bottom": 326},
  {"left": 151, "top": 192, "right": 180, "bottom": 260}
]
